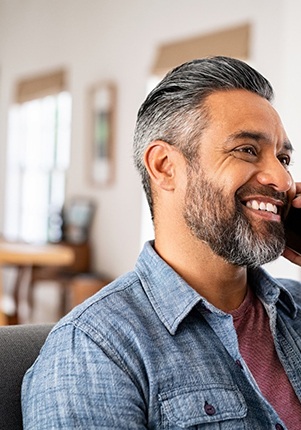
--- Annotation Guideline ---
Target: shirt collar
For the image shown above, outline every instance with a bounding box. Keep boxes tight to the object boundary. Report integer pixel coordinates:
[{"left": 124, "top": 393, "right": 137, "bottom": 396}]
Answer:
[
  {"left": 248, "top": 266, "right": 298, "bottom": 318},
  {"left": 135, "top": 241, "right": 202, "bottom": 335},
  {"left": 135, "top": 241, "right": 298, "bottom": 334}
]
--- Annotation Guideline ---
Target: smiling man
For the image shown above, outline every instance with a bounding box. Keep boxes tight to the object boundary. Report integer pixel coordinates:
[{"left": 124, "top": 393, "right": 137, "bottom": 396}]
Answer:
[{"left": 22, "top": 57, "right": 301, "bottom": 429}]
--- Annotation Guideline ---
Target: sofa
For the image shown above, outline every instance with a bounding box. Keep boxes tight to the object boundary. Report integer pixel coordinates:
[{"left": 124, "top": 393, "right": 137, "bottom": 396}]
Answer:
[{"left": 0, "top": 324, "right": 53, "bottom": 429}]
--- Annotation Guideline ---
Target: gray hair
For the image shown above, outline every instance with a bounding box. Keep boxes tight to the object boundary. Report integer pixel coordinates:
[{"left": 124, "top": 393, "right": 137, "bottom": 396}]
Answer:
[{"left": 133, "top": 56, "right": 274, "bottom": 217}]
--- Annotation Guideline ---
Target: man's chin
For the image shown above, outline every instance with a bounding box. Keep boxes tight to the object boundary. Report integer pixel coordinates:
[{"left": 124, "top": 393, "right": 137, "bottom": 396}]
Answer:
[{"left": 215, "top": 237, "right": 285, "bottom": 269}]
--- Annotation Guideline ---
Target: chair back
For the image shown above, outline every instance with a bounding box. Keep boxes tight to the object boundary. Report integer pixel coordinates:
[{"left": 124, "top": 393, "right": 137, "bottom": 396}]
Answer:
[{"left": 0, "top": 324, "right": 53, "bottom": 429}]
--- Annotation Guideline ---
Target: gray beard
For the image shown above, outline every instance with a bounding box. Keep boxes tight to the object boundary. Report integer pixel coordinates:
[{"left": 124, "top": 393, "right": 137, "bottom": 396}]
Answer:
[{"left": 184, "top": 177, "right": 286, "bottom": 269}]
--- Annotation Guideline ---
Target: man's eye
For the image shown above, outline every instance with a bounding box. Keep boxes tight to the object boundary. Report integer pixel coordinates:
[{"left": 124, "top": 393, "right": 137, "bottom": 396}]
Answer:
[
  {"left": 278, "top": 154, "right": 291, "bottom": 167},
  {"left": 235, "top": 146, "right": 257, "bottom": 156}
]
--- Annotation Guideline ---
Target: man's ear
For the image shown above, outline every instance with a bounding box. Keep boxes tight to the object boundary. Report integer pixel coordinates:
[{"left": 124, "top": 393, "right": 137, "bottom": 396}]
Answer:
[{"left": 144, "top": 140, "right": 179, "bottom": 191}]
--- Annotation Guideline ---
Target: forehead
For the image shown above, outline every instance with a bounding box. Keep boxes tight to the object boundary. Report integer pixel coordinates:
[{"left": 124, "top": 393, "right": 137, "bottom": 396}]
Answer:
[{"left": 203, "top": 89, "right": 289, "bottom": 147}]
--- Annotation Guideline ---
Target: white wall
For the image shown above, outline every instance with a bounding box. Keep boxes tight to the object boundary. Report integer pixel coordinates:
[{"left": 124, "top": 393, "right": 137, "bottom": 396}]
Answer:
[{"left": 0, "top": 0, "right": 300, "bottom": 280}]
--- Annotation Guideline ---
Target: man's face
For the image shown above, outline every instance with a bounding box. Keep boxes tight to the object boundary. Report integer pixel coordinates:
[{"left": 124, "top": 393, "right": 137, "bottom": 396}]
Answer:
[{"left": 183, "top": 89, "right": 295, "bottom": 268}]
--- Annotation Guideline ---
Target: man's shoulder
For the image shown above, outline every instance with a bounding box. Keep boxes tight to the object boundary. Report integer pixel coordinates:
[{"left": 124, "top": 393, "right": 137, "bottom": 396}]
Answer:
[
  {"left": 62, "top": 270, "right": 141, "bottom": 317},
  {"left": 51, "top": 269, "right": 152, "bottom": 343}
]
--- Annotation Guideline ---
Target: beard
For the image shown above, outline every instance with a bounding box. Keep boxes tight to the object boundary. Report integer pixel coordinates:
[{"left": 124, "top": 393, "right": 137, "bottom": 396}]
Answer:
[{"left": 183, "top": 171, "right": 288, "bottom": 269}]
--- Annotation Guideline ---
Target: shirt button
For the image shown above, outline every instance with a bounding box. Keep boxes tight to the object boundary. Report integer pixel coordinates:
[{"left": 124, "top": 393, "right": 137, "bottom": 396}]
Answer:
[
  {"left": 204, "top": 401, "right": 216, "bottom": 416},
  {"left": 275, "top": 424, "right": 284, "bottom": 430}
]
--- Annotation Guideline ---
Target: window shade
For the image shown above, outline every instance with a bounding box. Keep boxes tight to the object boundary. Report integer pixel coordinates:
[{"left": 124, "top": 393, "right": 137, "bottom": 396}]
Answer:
[
  {"left": 152, "top": 23, "right": 250, "bottom": 76},
  {"left": 15, "top": 69, "right": 66, "bottom": 103}
]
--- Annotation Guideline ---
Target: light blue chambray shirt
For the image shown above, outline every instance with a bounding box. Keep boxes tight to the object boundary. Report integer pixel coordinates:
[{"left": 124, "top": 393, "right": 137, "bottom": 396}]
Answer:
[{"left": 22, "top": 241, "right": 301, "bottom": 429}]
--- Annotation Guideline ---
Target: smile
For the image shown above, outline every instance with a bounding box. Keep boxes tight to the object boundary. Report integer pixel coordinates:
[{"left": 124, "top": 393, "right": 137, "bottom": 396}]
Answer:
[{"left": 245, "top": 200, "right": 278, "bottom": 214}]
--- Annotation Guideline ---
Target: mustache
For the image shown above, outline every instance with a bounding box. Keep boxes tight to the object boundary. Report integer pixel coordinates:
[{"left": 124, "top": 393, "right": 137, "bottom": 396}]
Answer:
[{"left": 235, "top": 185, "right": 288, "bottom": 206}]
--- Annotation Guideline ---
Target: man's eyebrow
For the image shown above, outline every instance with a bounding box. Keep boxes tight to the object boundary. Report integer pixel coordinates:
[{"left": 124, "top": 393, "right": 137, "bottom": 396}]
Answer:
[
  {"left": 283, "top": 140, "right": 294, "bottom": 152},
  {"left": 226, "top": 130, "right": 294, "bottom": 152}
]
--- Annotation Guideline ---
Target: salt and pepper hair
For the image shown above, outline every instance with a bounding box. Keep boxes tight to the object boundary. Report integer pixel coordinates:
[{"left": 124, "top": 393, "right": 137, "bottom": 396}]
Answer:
[{"left": 133, "top": 56, "right": 274, "bottom": 217}]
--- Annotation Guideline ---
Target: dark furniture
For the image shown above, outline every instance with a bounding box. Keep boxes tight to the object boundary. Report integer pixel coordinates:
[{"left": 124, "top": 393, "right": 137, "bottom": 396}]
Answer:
[{"left": 0, "top": 324, "right": 53, "bottom": 429}]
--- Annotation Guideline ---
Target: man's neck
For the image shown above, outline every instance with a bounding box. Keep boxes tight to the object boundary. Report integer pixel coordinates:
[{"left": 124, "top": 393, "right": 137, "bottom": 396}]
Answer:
[{"left": 154, "top": 234, "right": 248, "bottom": 313}]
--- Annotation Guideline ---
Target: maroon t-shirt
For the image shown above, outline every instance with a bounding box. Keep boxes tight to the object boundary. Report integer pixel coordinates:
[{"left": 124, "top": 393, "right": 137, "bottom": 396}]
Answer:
[{"left": 231, "top": 287, "right": 301, "bottom": 429}]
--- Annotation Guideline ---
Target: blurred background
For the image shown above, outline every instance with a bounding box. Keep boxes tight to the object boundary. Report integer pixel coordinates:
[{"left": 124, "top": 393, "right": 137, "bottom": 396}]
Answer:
[{"left": 0, "top": 0, "right": 300, "bottom": 324}]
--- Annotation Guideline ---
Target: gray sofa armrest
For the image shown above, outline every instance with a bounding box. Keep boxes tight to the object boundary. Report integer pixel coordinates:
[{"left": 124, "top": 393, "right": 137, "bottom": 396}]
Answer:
[{"left": 0, "top": 324, "right": 53, "bottom": 430}]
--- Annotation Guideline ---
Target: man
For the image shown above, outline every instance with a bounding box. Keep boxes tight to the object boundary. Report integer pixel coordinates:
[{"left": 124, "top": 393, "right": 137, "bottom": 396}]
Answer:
[{"left": 22, "top": 57, "right": 301, "bottom": 429}]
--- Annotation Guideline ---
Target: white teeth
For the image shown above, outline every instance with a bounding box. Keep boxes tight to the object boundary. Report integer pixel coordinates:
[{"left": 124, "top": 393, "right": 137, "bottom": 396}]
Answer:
[
  {"left": 266, "top": 203, "right": 275, "bottom": 213},
  {"left": 252, "top": 201, "right": 259, "bottom": 210},
  {"left": 246, "top": 200, "right": 278, "bottom": 214}
]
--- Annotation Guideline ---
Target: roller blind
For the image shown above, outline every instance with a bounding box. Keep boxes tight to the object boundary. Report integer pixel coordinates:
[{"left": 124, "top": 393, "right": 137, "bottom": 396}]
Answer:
[
  {"left": 15, "top": 69, "right": 66, "bottom": 103},
  {"left": 152, "top": 23, "right": 250, "bottom": 76}
]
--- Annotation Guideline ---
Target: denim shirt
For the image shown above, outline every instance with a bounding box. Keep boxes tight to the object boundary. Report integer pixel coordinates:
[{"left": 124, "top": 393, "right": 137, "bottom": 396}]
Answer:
[{"left": 22, "top": 241, "right": 301, "bottom": 429}]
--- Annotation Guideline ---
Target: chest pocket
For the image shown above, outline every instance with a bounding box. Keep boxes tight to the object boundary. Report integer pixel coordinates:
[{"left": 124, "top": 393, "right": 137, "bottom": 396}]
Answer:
[{"left": 158, "top": 384, "right": 247, "bottom": 429}]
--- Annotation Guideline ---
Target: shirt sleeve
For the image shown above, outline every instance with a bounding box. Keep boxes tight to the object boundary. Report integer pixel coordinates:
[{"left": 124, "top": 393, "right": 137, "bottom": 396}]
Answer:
[{"left": 21, "top": 323, "right": 148, "bottom": 429}]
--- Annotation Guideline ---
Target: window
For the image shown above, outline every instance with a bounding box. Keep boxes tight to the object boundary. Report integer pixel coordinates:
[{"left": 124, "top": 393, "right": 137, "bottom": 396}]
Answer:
[{"left": 4, "top": 71, "right": 71, "bottom": 244}]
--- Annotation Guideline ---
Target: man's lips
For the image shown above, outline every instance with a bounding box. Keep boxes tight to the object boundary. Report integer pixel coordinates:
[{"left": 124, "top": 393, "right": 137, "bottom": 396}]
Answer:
[
  {"left": 245, "top": 199, "right": 279, "bottom": 214},
  {"left": 241, "top": 197, "right": 284, "bottom": 221},
  {"left": 236, "top": 185, "right": 288, "bottom": 219}
]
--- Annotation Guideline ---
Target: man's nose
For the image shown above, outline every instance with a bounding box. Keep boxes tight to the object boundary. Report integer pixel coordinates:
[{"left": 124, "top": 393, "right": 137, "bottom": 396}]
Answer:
[{"left": 256, "top": 158, "right": 293, "bottom": 192}]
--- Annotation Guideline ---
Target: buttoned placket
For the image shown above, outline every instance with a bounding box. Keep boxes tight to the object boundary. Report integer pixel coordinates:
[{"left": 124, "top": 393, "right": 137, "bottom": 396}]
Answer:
[
  {"left": 200, "top": 307, "right": 261, "bottom": 393},
  {"left": 200, "top": 302, "right": 289, "bottom": 429}
]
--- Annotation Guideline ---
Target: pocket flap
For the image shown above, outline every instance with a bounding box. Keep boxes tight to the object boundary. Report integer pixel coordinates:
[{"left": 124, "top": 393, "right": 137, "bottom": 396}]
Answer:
[{"left": 158, "top": 384, "right": 247, "bottom": 427}]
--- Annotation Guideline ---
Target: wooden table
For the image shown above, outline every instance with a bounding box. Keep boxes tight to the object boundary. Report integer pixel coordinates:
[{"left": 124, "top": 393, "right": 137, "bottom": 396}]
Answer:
[{"left": 0, "top": 241, "right": 75, "bottom": 324}]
